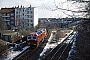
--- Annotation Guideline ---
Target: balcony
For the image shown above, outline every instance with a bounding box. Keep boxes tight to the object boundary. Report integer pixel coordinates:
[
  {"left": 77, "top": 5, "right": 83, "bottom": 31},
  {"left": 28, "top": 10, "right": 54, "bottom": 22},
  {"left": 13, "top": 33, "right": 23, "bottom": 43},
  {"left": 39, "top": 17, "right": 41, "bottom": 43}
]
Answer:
[
  {"left": 4, "top": 19, "right": 10, "bottom": 21},
  {"left": 2, "top": 15, "right": 10, "bottom": 17}
]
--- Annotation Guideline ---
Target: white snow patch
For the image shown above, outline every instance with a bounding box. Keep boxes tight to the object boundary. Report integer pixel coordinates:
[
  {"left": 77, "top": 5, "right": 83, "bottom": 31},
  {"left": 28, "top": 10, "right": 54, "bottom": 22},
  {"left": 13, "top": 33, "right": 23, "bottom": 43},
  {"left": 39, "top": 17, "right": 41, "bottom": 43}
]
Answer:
[
  {"left": 67, "top": 31, "right": 78, "bottom": 60},
  {"left": 3, "top": 46, "right": 30, "bottom": 60},
  {"left": 40, "top": 32, "right": 53, "bottom": 57}
]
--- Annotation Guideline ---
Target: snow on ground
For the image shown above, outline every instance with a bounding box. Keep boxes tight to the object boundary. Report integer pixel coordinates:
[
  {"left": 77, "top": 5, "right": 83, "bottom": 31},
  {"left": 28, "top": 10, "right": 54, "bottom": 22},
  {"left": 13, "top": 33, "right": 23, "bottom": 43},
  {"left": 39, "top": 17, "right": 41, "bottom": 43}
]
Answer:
[
  {"left": 40, "top": 32, "right": 54, "bottom": 57},
  {"left": 58, "top": 30, "right": 73, "bottom": 44},
  {"left": 67, "top": 31, "right": 78, "bottom": 60},
  {"left": 2, "top": 46, "right": 30, "bottom": 60},
  {"left": 39, "top": 30, "right": 74, "bottom": 57}
]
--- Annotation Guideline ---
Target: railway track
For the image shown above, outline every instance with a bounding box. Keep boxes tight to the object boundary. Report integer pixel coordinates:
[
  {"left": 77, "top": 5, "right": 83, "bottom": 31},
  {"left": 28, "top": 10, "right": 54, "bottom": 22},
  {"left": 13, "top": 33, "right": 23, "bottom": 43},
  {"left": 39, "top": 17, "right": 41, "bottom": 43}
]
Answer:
[
  {"left": 40, "top": 33, "right": 75, "bottom": 60},
  {"left": 12, "top": 46, "right": 38, "bottom": 60},
  {"left": 43, "top": 40, "right": 72, "bottom": 60},
  {"left": 12, "top": 37, "right": 48, "bottom": 60}
]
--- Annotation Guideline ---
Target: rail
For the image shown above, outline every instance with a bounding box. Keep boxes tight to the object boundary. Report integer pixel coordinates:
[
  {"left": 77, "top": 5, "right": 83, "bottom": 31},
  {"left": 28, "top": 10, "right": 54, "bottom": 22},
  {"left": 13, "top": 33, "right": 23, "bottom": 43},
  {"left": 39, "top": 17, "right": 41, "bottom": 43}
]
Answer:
[
  {"left": 12, "top": 46, "right": 38, "bottom": 60},
  {"left": 39, "top": 30, "right": 74, "bottom": 60}
]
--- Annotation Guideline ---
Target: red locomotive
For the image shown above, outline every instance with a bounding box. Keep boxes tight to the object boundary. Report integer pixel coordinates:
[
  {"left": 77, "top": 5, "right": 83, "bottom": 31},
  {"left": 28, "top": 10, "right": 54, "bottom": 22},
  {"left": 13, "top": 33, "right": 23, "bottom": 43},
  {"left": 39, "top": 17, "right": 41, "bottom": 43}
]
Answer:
[{"left": 27, "top": 28, "right": 47, "bottom": 46}]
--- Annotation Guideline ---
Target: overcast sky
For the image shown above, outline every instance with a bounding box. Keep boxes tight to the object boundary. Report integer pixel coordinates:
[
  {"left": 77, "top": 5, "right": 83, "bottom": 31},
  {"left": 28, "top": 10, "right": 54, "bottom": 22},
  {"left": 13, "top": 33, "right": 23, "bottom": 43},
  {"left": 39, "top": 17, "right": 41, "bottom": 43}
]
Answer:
[{"left": 0, "top": 0, "right": 87, "bottom": 18}]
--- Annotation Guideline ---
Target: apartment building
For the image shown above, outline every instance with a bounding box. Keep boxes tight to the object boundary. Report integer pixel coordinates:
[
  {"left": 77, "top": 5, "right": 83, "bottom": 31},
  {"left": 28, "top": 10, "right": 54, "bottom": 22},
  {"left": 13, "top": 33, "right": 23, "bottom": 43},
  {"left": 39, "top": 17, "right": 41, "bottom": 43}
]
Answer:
[
  {"left": 15, "top": 5, "right": 38, "bottom": 30},
  {"left": 0, "top": 8, "right": 15, "bottom": 29},
  {"left": 0, "top": 5, "right": 38, "bottom": 30}
]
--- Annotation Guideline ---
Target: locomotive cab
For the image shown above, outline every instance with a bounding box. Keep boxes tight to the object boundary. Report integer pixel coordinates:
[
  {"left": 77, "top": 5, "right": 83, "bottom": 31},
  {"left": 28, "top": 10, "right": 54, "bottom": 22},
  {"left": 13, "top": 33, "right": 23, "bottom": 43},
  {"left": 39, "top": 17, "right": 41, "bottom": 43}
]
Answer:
[
  {"left": 27, "top": 33, "right": 37, "bottom": 45},
  {"left": 27, "top": 28, "right": 47, "bottom": 47}
]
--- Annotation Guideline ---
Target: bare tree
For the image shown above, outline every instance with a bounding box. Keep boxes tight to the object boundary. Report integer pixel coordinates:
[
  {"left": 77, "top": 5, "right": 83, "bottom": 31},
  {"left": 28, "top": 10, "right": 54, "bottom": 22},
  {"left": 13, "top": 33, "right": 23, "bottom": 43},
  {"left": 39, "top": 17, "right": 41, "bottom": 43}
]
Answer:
[
  {"left": 68, "top": 0, "right": 90, "bottom": 18},
  {"left": 86, "top": 2, "right": 90, "bottom": 18},
  {"left": 44, "top": 0, "right": 90, "bottom": 18}
]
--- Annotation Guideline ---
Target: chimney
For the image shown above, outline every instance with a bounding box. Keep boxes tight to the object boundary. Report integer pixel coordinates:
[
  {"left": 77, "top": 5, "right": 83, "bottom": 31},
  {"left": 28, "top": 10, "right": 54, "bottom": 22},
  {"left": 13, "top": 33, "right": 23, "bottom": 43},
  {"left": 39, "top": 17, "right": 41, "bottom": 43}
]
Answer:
[
  {"left": 30, "top": 4, "right": 31, "bottom": 8},
  {"left": 18, "top": 5, "right": 19, "bottom": 8},
  {"left": 23, "top": 6, "right": 24, "bottom": 8},
  {"left": 21, "top": 5, "right": 22, "bottom": 8},
  {"left": 15, "top": 6, "right": 16, "bottom": 8}
]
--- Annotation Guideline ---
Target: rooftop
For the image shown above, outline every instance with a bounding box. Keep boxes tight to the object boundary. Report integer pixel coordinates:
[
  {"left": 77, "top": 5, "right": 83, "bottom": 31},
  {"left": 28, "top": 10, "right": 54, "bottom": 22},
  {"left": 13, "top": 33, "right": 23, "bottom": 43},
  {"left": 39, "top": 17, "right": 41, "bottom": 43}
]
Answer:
[
  {"left": 0, "top": 30, "right": 19, "bottom": 36},
  {"left": 0, "top": 8, "right": 14, "bottom": 13}
]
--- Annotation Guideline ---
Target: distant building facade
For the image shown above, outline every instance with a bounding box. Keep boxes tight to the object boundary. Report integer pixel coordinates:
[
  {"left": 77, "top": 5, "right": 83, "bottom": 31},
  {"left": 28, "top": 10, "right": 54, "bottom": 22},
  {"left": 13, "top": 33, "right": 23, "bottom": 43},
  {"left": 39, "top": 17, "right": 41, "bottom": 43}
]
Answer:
[{"left": 0, "top": 5, "right": 38, "bottom": 30}]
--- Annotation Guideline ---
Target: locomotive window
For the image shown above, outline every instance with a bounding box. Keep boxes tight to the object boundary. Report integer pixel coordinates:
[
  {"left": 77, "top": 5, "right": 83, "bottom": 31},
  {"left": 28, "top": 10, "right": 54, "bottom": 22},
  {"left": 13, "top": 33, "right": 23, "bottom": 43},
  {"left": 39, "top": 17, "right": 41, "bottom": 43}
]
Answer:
[
  {"left": 37, "top": 31, "right": 42, "bottom": 34},
  {"left": 33, "top": 36, "right": 36, "bottom": 39},
  {"left": 28, "top": 36, "right": 31, "bottom": 39}
]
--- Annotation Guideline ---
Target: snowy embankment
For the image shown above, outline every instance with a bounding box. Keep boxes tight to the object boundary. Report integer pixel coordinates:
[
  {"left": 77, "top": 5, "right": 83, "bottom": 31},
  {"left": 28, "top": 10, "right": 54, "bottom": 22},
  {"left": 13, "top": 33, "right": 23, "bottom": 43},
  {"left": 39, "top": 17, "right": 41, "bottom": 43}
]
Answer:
[
  {"left": 2, "top": 46, "right": 30, "bottom": 60},
  {"left": 67, "top": 31, "right": 78, "bottom": 60},
  {"left": 58, "top": 30, "right": 73, "bottom": 44}
]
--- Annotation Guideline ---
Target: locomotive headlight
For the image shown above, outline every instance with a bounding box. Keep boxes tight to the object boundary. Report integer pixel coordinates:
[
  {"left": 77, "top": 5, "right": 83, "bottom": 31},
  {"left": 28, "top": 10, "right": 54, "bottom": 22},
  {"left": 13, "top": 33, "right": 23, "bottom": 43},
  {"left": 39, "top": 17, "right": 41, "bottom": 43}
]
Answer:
[{"left": 45, "top": 32, "right": 46, "bottom": 34}]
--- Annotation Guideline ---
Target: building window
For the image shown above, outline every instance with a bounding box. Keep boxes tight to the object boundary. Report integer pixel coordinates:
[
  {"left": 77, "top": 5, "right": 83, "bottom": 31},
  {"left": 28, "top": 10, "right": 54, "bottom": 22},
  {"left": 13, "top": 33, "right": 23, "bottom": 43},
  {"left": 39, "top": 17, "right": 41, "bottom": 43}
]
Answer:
[
  {"left": 7, "top": 13, "right": 10, "bottom": 16},
  {"left": 11, "top": 17, "right": 14, "bottom": 20},
  {"left": 23, "top": 13, "right": 24, "bottom": 16},
  {"left": 6, "top": 17, "right": 10, "bottom": 20},
  {"left": 11, "top": 13, "right": 14, "bottom": 16},
  {"left": 16, "top": 12, "right": 18, "bottom": 14},
  {"left": 23, "top": 22, "right": 24, "bottom": 27},
  {"left": 3, "top": 13, "right": 5, "bottom": 16},
  {"left": 30, "top": 11, "right": 32, "bottom": 14},
  {"left": 27, "top": 8, "right": 29, "bottom": 10},
  {"left": 27, "top": 23, "right": 29, "bottom": 26},
  {"left": 31, "top": 24, "right": 33, "bottom": 26},
  {"left": 11, "top": 21, "right": 14, "bottom": 24},
  {"left": 23, "top": 9, "right": 24, "bottom": 12},
  {"left": 30, "top": 15, "right": 32, "bottom": 18},
  {"left": 27, "top": 15, "right": 30, "bottom": 18},
  {"left": 19, "top": 11, "right": 20, "bottom": 14},
  {"left": 27, "top": 19, "right": 29, "bottom": 22},
  {"left": 19, "top": 15, "right": 20, "bottom": 17},
  {"left": 31, "top": 20, "right": 33, "bottom": 22},
  {"left": 27, "top": 11, "right": 30, "bottom": 14}
]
